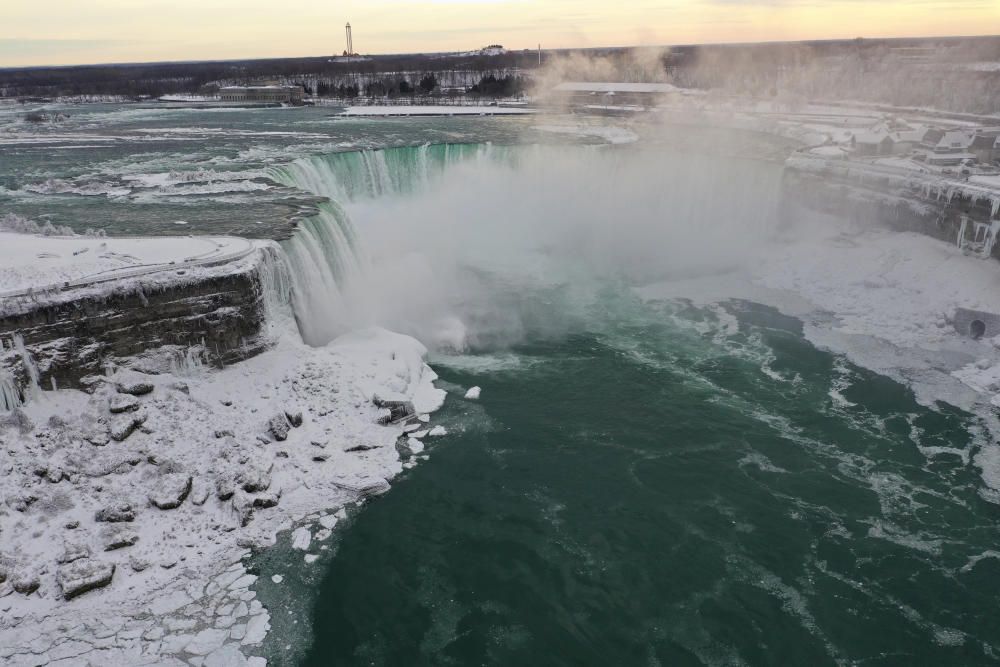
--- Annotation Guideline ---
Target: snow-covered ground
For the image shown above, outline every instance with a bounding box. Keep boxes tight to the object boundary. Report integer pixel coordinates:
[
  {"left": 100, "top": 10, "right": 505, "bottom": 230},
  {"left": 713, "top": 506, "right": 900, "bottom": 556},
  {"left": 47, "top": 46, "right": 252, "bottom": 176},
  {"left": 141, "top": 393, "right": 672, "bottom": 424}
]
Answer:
[
  {"left": 336, "top": 105, "right": 535, "bottom": 117},
  {"left": 0, "top": 327, "right": 448, "bottom": 666},
  {"left": 0, "top": 233, "right": 255, "bottom": 296}
]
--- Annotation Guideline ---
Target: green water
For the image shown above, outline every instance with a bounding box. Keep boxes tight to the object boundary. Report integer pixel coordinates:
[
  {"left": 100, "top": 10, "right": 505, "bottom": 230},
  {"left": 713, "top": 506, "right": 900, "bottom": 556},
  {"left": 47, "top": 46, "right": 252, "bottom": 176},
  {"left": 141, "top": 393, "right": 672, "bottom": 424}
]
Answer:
[
  {"left": 256, "top": 295, "right": 999, "bottom": 666},
  {"left": 7, "top": 101, "right": 998, "bottom": 666}
]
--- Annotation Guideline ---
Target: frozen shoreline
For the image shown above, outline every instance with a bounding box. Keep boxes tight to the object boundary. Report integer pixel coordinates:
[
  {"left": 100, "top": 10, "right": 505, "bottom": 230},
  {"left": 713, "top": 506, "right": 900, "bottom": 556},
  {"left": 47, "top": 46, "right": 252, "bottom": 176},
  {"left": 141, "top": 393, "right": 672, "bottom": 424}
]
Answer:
[
  {"left": 638, "top": 213, "right": 1000, "bottom": 494},
  {"left": 0, "top": 326, "right": 447, "bottom": 666}
]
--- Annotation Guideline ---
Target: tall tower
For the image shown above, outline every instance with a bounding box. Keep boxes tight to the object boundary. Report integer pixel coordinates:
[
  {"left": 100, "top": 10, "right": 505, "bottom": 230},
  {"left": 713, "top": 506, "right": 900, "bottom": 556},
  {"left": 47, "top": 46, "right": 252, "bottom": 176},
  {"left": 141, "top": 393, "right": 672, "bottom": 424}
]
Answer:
[{"left": 345, "top": 23, "right": 354, "bottom": 56}]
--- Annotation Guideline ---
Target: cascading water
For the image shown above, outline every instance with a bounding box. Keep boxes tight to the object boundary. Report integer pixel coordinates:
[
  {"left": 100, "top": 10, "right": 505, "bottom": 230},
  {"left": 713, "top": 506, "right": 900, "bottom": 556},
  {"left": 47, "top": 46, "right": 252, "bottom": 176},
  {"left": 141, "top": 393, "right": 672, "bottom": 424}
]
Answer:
[
  {"left": 0, "top": 368, "right": 20, "bottom": 411},
  {"left": 281, "top": 201, "right": 367, "bottom": 346},
  {"left": 268, "top": 143, "right": 510, "bottom": 203},
  {"left": 269, "top": 143, "right": 520, "bottom": 346},
  {"left": 0, "top": 334, "right": 42, "bottom": 411},
  {"left": 268, "top": 140, "right": 786, "bottom": 354}
]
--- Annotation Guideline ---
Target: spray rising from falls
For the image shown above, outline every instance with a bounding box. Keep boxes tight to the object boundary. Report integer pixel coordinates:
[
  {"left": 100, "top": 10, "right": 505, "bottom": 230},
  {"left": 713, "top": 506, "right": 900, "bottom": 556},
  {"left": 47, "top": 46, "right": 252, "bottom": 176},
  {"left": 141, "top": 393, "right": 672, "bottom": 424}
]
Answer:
[
  {"left": 269, "top": 141, "right": 788, "bottom": 353},
  {"left": 269, "top": 143, "right": 521, "bottom": 346}
]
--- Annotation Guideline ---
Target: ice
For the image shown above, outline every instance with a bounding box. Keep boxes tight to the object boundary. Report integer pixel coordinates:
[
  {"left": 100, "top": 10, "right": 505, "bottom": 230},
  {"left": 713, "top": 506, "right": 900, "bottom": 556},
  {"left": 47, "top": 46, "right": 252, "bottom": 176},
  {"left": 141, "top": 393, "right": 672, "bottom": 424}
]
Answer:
[
  {"left": 337, "top": 105, "right": 535, "bottom": 117},
  {"left": 464, "top": 386, "right": 482, "bottom": 400}
]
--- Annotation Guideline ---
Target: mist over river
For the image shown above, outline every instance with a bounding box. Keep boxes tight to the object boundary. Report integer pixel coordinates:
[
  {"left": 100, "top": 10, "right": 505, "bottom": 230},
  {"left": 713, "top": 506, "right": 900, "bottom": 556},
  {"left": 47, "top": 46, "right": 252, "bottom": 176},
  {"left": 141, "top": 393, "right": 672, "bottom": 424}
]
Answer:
[{"left": 5, "top": 101, "right": 1000, "bottom": 666}]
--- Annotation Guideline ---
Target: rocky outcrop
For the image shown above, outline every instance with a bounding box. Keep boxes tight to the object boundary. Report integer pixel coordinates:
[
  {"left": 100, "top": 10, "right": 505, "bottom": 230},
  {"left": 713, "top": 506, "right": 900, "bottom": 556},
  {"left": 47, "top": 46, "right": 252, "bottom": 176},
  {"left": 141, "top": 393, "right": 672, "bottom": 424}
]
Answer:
[
  {"left": 149, "top": 473, "right": 193, "bottom": 510},
  {"left": 95, "top": 502, "right": 135, "bottom": 523},
  {"left": 57, "top": 560, "right": 115, "bottom": 600},
  {"left": 0, "top": 247, "right": 282, "bottom": 395},
  {"left": 110, "top": 411, "right": 147, "bottom": 442},
  {"left": 109, "top": 394, "right": 141, "bottom": 413}
]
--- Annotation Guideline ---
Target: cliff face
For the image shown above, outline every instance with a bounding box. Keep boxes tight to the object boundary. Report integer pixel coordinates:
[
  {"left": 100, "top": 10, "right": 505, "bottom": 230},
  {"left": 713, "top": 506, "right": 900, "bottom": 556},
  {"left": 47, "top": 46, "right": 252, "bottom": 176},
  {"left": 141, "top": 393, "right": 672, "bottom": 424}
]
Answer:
[
  {"left": 783, "top": 157, "right": 1000, "bottom": 258},
  {"left": 0, "top": 245, "right": 286, "bottom": 398}
]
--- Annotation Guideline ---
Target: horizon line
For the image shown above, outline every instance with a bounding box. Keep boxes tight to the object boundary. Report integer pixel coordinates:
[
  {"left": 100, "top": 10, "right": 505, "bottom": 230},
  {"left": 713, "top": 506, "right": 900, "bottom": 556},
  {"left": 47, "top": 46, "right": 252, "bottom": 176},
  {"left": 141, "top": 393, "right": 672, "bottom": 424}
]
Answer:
[{"left": 2, "top": 32, "right": 998, "bottom": 72}]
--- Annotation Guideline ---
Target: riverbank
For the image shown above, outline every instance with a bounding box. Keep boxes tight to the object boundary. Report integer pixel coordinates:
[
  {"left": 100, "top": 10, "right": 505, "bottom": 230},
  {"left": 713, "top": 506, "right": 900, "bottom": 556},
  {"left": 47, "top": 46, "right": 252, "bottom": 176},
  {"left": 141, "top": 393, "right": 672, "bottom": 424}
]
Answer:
[{"left": 0, "top": 327, "right": 446, "bottom": 666}]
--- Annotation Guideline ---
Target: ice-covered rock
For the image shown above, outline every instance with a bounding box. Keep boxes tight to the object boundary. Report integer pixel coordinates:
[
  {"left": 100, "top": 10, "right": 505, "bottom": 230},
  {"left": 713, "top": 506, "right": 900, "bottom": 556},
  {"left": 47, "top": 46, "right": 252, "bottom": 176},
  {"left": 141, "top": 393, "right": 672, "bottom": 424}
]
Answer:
[
  {"left": 372, "top": 394, "right": 416, "bottom": 423},
  {"left": 251, "top": 491, "right": 280, "bottom": 509},
  {"left": 190, "top": 477, "right": 211, "bottom": 506},
  {"left": 149, "top": 473, "right": 193, "bottom": 509},
  {"left": 5, "top": 492, "right": 37, "bottom": 513},
  {"left": 95, "top": 501, "right": 135, "bottom": 523},
  {"left": 58, "top": 542, "right": 92, "bottom": 564},
  {"left": 285, "top": 409, "right": 303, "bottom": 428},
  {"left": 216, "top": 474, "right": 237, "bottom": 501},
  {"left": 85, "top": 427, "right": 111, "bottom": 446},
  {"left": 464, "top": 386, "right": 481, "bottom": 400},
  {"left": 238, "top": 463, "right": 272, "bottom": 493},
  {"left": 116, "top": 381, "right": 154, "bottom": 396},
  {"left": 57, "top": 560, "right": 115, "bottom": 600},
  {"left": 109, "top": 394, "right": 141, "bottom": 414},
  {"left": 102, "top": 526, "right": 139, "bottom": 551},
  {"left": 267, "top": 413, "right": 290, "bottom": 441},
  {"left": 11, "top": 568, "right": 40, "bottom": 595},
  {"left": 110, "top": 411, "right": 147, "bottom": 441}
]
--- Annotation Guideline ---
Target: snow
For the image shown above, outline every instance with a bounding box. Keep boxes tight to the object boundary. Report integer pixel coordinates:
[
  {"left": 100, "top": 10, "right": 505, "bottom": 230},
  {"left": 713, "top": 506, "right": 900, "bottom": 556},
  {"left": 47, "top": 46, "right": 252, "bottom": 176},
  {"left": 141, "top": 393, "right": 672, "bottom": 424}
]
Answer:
[
  {"left": 0, "top": 232, "right": 257, "bottom": 296},
  {"left": 0, "top": 324, "right": 447, "bottom": 665},
  {"left": 336, "top": 105, "right": 535, "bottom": 117}
]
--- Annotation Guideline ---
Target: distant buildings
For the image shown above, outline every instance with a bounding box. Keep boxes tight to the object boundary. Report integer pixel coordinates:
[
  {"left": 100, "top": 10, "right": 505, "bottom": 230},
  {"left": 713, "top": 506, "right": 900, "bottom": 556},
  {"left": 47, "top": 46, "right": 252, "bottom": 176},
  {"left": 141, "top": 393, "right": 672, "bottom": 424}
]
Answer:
[
  {"left": 841, "top": 123, "right": 999, "bottom": 169},
  {"left": 218, "top": 86, "right": 304, "bottom": 104}
]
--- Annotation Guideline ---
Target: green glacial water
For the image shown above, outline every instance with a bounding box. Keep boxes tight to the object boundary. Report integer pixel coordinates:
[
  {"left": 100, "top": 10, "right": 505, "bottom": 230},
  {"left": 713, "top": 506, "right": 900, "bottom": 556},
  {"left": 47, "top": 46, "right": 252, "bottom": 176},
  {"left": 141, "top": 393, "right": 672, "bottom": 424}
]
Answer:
[{"left": 255, "top": 294, "right": 1000, "bottom": 666}]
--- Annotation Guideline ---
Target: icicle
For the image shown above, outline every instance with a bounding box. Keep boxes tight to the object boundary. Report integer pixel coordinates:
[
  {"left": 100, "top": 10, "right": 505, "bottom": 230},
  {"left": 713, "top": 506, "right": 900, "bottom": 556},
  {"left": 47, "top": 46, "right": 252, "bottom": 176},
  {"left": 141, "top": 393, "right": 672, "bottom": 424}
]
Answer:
[
  {"left": 983, "top": 220, "right": 1000, "bottom": 258},
  {"left": 0, "top": 367, "right": 21, "bottom": 412},
  {"left": 169, "top": 346, "right": 207, "bottom": 377},
  {"left": 958, "top": 216, "right": 969, "bottom": 249},
  {"left": 13, "top": 334, "right": 40, "bottom": 402}
]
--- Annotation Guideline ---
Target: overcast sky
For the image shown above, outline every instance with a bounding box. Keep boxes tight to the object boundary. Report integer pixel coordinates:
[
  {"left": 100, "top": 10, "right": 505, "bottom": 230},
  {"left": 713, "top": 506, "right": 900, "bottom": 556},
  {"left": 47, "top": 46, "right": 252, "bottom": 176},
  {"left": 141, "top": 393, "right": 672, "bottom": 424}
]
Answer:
[{"left": 2, "top": 0, "right": 998, "bottom": 67}]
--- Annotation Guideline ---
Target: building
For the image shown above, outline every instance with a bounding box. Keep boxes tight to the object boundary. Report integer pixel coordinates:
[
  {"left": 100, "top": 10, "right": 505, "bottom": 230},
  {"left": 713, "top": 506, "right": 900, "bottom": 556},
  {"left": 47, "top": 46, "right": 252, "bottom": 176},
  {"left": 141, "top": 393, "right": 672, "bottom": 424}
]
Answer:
[
  {"left": 218, "top": 86, "right": 305, "bottom": 104},
  {"left": 852, "top": 130, "right": 894, "bottom": 157},
  {"left": 919, "top": 128, "right": 946, "bottom": 150},
  {"left": 889, "top": 127, "right": 927, "bottom": 155},
  {"left": 970, "top": 132, "right": 1000, "bottom": 166},
  {"left": 924, "top": 130, "right": 976, "bottom": 166}
]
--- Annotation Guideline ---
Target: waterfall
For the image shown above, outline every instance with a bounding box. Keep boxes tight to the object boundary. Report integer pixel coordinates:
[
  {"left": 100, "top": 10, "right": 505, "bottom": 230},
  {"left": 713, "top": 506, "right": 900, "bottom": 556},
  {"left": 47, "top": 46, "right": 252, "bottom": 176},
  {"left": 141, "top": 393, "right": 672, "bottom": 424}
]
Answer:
[
  {"left": 1, "top": 334, "right": 41, "bottom": 411},
  {"left": 281, "top": 201, "right": 367, "bottom": 346},
  {"left": 268, "top": 143, "right": 507, "bottom": 203},
  {"left": 268, "top": 143, "right": 516, "bottom": 346},
  {"left": 0, "top": 368, "right": 20, "bottom": 411}
]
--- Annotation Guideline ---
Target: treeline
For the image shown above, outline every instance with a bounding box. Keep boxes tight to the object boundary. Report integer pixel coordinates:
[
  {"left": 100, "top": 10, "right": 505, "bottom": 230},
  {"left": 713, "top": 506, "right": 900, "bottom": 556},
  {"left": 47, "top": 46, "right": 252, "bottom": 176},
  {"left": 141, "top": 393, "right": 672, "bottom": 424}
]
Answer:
[
  {"left": 313, "top": 73, "right": 526, "bottom": 99},
  {"left": 0, "top": 51, "right": 541, "bottom": 99}
]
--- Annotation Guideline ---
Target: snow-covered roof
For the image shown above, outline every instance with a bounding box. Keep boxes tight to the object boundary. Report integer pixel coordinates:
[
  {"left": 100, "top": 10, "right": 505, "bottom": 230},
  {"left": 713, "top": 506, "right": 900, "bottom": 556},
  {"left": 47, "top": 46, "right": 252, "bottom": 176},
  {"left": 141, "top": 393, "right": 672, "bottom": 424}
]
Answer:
[
  {"left": 853, "top": 129, "right": 892, "bottom": 145},
  {"left": 553, "top": 82, "right": 682, "bottom": 94},
  {"left": 891, "top": 128, "right": 927, "bottom": 143},
  {"left": 937, "top": 131, "right": 973, "bottom": 150}
]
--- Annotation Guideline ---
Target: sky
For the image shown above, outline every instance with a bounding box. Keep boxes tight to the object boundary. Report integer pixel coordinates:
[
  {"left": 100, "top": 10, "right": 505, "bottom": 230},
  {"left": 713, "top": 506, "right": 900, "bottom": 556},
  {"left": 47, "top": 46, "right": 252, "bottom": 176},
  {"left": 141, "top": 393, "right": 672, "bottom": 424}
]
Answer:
[{"left": 2, "top": 0, "right": 999, "bottom": 67}]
